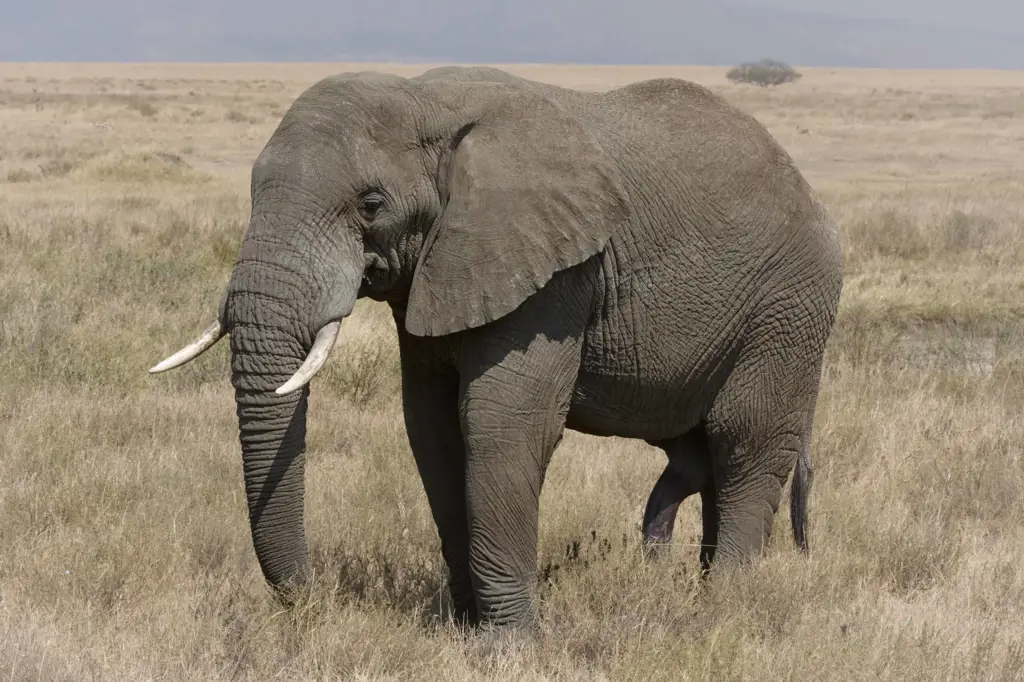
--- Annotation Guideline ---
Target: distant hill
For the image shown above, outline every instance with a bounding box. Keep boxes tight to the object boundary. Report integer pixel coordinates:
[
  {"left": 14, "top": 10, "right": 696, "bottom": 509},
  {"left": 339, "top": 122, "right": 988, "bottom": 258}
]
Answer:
[{"left": 3, "top": 0, "right": 1023, "bottom": 68}]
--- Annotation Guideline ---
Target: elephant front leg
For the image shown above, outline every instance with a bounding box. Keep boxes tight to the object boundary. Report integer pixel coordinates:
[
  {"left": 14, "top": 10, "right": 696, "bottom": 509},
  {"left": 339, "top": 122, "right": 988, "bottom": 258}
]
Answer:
[
  {"left": 398, "top": 341, "right": 477, "bottom": 626},
  {"left": 457, "top": 331, "right": 583, "bottom": 630}
]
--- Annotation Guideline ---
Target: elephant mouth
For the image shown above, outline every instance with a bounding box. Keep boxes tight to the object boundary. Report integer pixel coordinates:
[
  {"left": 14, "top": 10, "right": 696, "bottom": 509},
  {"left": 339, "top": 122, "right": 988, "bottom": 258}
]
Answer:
[{"left": 358, "top": 252, "right": 408, "bottom": 303}]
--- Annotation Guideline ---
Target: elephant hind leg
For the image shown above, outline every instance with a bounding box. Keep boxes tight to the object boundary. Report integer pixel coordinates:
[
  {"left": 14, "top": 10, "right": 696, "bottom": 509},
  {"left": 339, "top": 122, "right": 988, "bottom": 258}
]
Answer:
[
  {"left": 702, "top": 352, "right": 822, "bottom": 567},
  {"left": 642, "top": 426, "right": 712, "bottom": 556}
]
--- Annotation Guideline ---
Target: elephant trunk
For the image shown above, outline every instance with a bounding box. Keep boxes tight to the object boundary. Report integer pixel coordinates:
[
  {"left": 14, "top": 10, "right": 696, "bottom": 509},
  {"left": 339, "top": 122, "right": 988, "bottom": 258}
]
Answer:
[
  {"left": 231, "top": 313, "right": 312, "bottom": 592},
  {"left": 222, "top": 199, "right": 362, "bottom": 594}
]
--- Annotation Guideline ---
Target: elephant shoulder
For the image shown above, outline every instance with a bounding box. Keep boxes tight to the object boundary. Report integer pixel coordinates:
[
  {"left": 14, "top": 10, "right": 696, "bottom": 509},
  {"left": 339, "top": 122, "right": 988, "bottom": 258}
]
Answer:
[
  {"left": 607, "top": 77, "right": 793, "bottom": 162},
  {"left": 413, "top": 66, "right": 573, "bottom": 103},
  {"left": 414, "top": 66, "right": 524, "bottom": 86},
  {"left": 321, "top": 71, "right": 407, "bottom": 85},
  {"left": 611, "top": 78, "right": 728, "bottom": 110}
]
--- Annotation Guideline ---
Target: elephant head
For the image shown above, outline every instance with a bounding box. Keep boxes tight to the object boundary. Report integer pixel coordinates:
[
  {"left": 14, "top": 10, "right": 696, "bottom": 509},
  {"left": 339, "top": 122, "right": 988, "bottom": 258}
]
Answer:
[{"left": 149, "top": 72, "right": 630, "bottom": 594}]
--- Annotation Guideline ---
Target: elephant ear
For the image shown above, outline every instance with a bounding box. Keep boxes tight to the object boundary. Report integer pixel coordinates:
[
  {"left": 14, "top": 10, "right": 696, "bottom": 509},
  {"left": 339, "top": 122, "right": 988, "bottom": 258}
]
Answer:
[{"left": 404, "top": 83, "right": 632, "bottom": 337}]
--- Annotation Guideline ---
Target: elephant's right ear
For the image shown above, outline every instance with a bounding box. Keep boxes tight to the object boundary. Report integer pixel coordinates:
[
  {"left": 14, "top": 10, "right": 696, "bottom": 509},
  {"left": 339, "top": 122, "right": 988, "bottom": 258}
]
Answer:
[{"left": 404, "top": 83, "right": 632, "bottom": 337}]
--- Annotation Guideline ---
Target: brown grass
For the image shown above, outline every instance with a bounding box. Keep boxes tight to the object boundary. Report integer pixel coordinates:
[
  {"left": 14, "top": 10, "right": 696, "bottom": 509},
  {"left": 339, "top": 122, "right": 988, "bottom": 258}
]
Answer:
[{"left": 2, "top": 62, "right": 1024, "bottom": 681}]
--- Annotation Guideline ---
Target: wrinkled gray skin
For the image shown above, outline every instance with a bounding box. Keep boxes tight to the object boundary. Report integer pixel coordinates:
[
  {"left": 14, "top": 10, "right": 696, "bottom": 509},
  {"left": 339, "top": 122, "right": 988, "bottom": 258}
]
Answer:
[{"left": 155, "top": 66, "right": 843, "bottom": 631}]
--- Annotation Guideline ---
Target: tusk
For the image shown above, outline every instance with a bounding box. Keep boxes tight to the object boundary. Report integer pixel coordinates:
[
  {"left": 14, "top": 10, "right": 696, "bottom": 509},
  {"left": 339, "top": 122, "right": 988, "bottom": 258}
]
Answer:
[
  {"left": 275, "top": 321, "right": 341, "bottom": 395},
  {"left": 149, "top": 320, "right": 226, "bottom": 374}
]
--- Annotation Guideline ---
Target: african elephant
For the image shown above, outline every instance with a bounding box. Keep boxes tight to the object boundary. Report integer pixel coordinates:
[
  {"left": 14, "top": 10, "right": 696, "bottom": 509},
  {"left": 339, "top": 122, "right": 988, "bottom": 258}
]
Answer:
[{"left": 150, "top": 66, "right": 843, "bottom": 631}]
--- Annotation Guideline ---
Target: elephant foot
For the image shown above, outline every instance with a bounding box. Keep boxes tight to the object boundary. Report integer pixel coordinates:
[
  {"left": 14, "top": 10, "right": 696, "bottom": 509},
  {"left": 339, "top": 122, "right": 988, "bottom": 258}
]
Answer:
[
  {"left": 473, "top": 589, "right": 539, "bottom": 633},
  {"left": 426, "top": 584, "right": 480, "bottom": 630},
  {"left": 453, "top": 598, "right": 480, "bottom": 630},
  {"left": 474, "top": 619, "right": 542, "bottom": 660}
]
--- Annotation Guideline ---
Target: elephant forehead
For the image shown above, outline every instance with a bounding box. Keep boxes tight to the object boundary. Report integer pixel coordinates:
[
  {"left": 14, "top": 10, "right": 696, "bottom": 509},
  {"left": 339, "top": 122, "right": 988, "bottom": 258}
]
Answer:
[
  {"left": 274, "top": 102, "right": 415, "bottom": 151},
  {"left": 257, "top": 90, "right": 423, "bottom": 183},
  {"left": 294, "top": 77, "right": 420, "bottom": 134},
  {"left": 253, "top": 126, "right": 425, "bottom": 198}
]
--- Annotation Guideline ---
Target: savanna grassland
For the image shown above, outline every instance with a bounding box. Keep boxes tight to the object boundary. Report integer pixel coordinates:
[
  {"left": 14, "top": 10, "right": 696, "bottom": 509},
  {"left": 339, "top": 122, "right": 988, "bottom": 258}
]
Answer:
[{"left": 2, "top": 63, "right": 1024, "bottom": 681}]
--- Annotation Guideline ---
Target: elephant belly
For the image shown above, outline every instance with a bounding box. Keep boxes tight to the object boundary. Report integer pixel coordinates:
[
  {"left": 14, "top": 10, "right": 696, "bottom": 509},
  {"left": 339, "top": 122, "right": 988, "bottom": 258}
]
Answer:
[
  {"left": 565, "top": 247, "right": 749, "bottom": 442},
  {"left": 566, "top": 374, "right": 708, "bottom": 441},
  {"left": 566, "top": 320, "right": 734, "bottom": 442}
]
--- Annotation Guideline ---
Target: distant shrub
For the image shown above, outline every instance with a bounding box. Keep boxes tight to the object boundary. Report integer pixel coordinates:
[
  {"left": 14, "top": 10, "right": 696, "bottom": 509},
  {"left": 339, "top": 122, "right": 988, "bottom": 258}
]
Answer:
[
  {"left": 225, "top": 109, "right": 251, "bottom": 123},
  {"left": 121, "top": 95, "right": 158, "bottom": 118},
  {"left": 727, "top": 59, "right": 802, "bottom": 87},
  {"left": 5, "top": 169, "right": 37, "bottom": 183},
  {"left": 39, "top": 157, "right": 77, "bottom": 178}
]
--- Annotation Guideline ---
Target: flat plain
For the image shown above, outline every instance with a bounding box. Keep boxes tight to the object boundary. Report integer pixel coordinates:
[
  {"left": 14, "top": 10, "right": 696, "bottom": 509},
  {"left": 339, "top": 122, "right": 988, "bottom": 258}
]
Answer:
[{"left": 1, "top": 62, "right": 1023, "bottom": 681}]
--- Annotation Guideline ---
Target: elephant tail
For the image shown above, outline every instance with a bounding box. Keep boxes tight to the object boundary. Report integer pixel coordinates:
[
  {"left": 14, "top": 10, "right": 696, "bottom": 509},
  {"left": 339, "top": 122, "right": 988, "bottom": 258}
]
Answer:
[{"left": 789, "top": 442, "right": 813, "bottom": 553}]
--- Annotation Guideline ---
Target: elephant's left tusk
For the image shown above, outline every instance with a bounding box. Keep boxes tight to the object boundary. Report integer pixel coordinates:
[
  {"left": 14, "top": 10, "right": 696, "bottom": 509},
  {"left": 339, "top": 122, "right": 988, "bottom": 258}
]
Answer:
[
  {"left": 275, "top": 321, "right": 341, "bottom": 395},
  {"left": 149, "top": 320, "right": 226, "bottom": 374}
]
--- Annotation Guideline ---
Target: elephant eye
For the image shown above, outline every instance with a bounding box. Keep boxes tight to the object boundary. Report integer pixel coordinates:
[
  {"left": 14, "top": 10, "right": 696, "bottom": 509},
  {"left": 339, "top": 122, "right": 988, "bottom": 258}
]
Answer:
[{"left": 357, "top": 192, "right": 385, "bottom": 222}]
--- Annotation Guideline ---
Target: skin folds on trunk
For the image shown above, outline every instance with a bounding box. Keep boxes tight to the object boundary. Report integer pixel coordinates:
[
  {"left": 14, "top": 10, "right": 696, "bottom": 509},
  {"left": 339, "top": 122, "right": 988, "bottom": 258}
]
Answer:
[
  {"left": 230, "top": 317, "right": 311, "bottom": 591},
  {"left": 224, "top": 213, "right": 360, "bottom": 594}
]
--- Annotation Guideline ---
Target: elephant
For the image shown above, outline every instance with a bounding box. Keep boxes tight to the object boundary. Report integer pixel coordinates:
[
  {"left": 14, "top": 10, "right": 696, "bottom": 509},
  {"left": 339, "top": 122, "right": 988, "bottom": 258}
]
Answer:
[{"left": 150, "top": 65, "right": 843, "bottom": 631}]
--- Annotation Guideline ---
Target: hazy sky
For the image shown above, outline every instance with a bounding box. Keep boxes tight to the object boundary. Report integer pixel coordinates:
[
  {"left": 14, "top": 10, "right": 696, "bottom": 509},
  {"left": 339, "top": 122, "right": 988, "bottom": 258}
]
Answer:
[
  {"left": 745, "top": 0, "right": 1023, "bottom": 32},
  {"left": 3, "top": 0, "right": 1023, "bottom": 66}
]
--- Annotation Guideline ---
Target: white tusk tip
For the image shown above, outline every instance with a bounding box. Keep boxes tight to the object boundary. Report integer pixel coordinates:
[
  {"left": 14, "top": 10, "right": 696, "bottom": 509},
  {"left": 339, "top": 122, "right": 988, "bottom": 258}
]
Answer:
[
  {"left": 147, "top": 354, "right": 191, "bottom": 374},
  {"left": 274, "top": 380, "right": 305, "bottom": 396},
  {"left": 146, "top": 320, "right": 226, "bottom": 376},
  {"left": 272, "top": 320, "right": 342, "bottom": 396}
]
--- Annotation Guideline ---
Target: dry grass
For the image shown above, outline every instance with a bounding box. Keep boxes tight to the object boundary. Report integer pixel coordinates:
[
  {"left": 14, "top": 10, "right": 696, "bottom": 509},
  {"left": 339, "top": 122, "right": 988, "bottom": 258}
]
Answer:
[{"left": 2, "top": 62, "right": 1024, "bottom": 681}]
